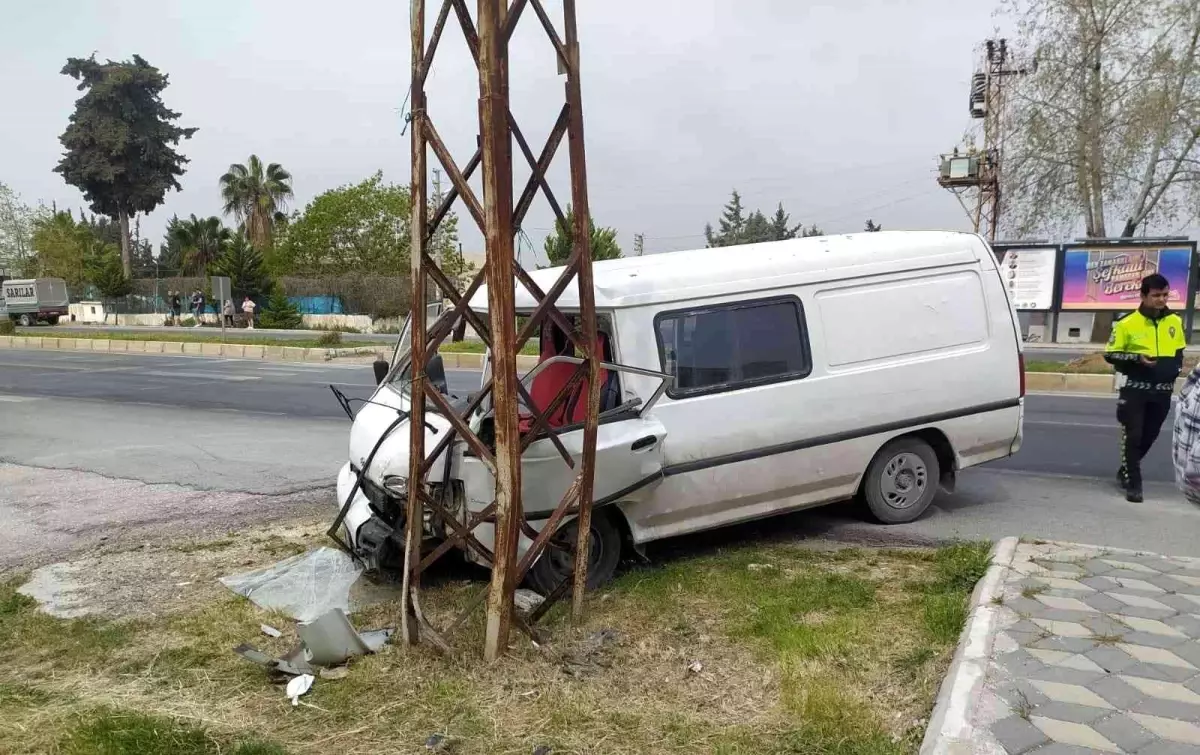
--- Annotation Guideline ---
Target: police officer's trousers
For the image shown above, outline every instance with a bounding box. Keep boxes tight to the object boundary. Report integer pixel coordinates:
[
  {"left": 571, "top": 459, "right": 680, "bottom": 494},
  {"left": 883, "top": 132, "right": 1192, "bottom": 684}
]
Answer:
[{"left": 1117, "top": 393, "right": 1171, "bottom": 491}]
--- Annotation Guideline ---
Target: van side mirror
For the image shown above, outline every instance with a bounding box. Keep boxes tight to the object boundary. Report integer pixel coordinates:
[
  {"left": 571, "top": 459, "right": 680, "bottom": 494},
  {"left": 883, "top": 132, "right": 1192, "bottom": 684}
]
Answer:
[
  {"left": 373, "top": 358, "right": 389, "bottom": 386},
  {"left": 428, "top": 353, "right": 449, "bottom": 394}
]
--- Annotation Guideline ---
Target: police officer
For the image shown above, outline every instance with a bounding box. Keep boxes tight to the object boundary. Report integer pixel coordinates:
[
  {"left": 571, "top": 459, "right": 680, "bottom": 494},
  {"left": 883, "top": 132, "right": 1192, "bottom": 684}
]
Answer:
[{"left": 1105, "top": 273, "right": 1187, "bottom": 502}]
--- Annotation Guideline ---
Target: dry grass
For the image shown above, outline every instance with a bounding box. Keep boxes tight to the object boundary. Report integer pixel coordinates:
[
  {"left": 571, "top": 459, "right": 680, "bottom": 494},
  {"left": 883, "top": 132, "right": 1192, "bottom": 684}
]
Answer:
[
  {"left": 0, "top": 536, "right": 991, "bottom": 755},
  {"left": 1025, "top": 353, "right": 1200, "bottom": 375}
]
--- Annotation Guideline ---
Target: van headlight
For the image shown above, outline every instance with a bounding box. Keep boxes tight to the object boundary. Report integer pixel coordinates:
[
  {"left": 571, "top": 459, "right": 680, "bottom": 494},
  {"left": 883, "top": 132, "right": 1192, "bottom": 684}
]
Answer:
[{"left": 383, "top": 475, "right": 409, "bottom": 496}]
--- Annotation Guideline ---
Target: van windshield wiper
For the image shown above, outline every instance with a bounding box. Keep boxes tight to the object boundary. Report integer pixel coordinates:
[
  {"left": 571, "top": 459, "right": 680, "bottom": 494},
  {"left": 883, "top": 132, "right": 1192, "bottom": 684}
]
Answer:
[{"left": 327, "top": 385, "right": 438, "bottom": 433}]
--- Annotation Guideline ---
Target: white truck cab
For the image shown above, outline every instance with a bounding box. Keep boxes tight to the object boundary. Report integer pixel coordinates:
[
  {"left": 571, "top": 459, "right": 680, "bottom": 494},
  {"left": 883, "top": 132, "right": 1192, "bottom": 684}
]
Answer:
[{"left": 332, "top": 230, "right": 1025, "bottom": 592}]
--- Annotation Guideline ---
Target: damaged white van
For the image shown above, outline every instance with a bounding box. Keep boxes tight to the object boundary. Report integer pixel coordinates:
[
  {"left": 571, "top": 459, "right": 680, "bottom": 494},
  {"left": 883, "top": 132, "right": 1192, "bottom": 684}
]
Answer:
[{"left": 332, "top": 230, "right": 1024, "bottom": 592}]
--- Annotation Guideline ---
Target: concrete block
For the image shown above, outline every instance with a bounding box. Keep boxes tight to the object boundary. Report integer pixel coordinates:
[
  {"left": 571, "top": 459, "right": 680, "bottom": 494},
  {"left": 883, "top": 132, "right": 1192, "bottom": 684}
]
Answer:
[
  {"left": 200, "top": 343, "right": 222, "bottom": 357},
  {"left": 161, "top": 341, "right": 184, "bottom": 354},
  {"left": 11, "top": 336, "right": 27, "bottom": 349},
  {"left": 516, "top": 354, "right": 537, "bottom": 371},
  {"left": 126, "top": 340, "right": 146, "bottom": 353},
  {"left": 439, "top": 352, "right": 460, "bottom": 368},
  {"left": 244, "top": 345, "right": 265, "bottom": 359},
  {"left": 107, "top": 340, "right": 127, "bottom": 353},
  {"left": 50, "top": 338, "right": 74, "bottom": 351},
  {"left": 91, "top": 339, "right": 111, "bottom": 352},
  {"left": 23, "top": 337, "right": 43, "bottom": 349},
  {"left": 281, "top": 346, "right": 307, "bottom": 361},
  {"left": 223, "top": 344, "right": 245, "bottom": 358},
  {"left": 0, "top": 336, "right": 12, "bottom": 348},
  {"left": 182, "top": 342, "right": 202, "bottom": 355},
  {"left": 265, "top": 346, "right": 285, "bottom": 361}
]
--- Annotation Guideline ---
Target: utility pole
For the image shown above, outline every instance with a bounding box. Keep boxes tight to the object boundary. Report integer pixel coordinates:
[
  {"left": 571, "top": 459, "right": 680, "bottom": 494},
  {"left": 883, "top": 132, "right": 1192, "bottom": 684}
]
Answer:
[
  {"left": 937, "top": 38, "right": 1028, "bottom": 243},
  {"left": 398, "top": 0, "right": 602, "bottom": 662}
]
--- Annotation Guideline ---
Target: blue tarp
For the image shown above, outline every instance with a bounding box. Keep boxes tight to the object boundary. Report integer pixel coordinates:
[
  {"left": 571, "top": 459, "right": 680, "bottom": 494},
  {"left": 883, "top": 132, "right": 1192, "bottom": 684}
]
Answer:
[{"left": 289, "top": 296, "right": 344, "bottom": 314}]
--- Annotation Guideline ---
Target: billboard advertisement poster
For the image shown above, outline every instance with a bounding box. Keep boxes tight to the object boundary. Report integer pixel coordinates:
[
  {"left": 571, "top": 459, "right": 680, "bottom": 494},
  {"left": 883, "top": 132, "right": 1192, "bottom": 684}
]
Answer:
[
  {"left": 997, "top": 247, "right": 1057, "bottom": 310},
  {"left": 1060, "top": 247, "right": 1192, "bottom": 310}
]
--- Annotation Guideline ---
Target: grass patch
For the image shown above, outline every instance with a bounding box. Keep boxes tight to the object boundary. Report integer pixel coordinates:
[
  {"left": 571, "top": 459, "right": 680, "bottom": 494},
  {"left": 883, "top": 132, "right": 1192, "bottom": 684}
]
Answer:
[
  {"left": 439, "top": 338, "right": 539, "bottom": 356},
  {"left": 0, "top": 539, "right": 990, "bottom": 754},
  {"left": 172, "top": 538, "right": 237, "bottom": 554},
  {"left": 61, "top": 709, "right": 285, "bottom": 755}
]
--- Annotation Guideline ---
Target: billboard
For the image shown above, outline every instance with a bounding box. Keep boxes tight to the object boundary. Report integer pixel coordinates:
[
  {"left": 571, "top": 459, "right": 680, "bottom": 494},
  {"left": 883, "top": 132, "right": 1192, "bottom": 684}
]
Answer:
[
  {"left": 1060, "top": 247, "right": 1192, "bottom": 310},
  {"left": 997, "top": 247, "right": 1057, "bottom": 310}
]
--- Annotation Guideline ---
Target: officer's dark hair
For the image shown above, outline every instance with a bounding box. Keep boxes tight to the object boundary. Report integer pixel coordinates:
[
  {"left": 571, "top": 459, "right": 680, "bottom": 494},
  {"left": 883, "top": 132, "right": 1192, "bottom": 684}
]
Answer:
[{"left": 1141, "top": 273, "right": 1170, "bottom": 295}]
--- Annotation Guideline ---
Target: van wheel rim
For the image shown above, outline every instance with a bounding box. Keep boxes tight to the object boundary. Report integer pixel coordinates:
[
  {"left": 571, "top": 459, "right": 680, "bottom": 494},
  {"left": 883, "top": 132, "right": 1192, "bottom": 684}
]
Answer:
[
  {"left": 547, "top": 526, "right": 603, "bottom": 577},
  {"left": 880, "top": 452, "right": 927, "bottom": 509}
]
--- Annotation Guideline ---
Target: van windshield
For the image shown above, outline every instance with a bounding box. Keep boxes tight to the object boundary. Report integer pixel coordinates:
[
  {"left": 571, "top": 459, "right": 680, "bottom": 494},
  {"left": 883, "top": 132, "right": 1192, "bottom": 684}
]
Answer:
[{"left": 384, "top": 314, "right": 414, "bottom": 391}]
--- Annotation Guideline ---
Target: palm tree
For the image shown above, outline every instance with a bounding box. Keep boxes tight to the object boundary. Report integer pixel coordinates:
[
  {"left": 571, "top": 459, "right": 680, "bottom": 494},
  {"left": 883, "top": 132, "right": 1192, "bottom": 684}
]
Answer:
[
  {"left": 219, "top": 155, "right": 293, "bottom": 252},
  {"left": 169, "top": 215, "right": 231, "bottom": 277}
]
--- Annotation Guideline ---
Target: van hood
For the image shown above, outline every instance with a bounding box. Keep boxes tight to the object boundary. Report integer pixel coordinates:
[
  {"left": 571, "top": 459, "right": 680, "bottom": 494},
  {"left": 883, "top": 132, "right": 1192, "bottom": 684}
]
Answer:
[{"left": 348, "top": 385, "right": 453, "bottom": 485}]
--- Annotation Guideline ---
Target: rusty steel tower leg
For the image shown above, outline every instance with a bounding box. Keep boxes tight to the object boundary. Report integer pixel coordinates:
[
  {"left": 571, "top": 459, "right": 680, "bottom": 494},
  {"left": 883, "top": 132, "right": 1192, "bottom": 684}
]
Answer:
[
  {"left": 402, "top": 0, "right": 430, "bottom": 647},
  {"left": 562, "top": 0, "right": 599, "bottom": 621},
  {"left": 478, "top": 0, "right": 522, "bottom": 663}
]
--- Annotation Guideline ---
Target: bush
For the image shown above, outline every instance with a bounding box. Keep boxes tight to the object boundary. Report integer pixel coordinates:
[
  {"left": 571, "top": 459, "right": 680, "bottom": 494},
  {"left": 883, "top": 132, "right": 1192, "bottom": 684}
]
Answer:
[
  {"left": 0, "top": 319, "right": 14, "bottom": 335},
  {"left": 317, "top": 330, "right": 343, "bottom": 347},
  {"left": 258, "top": 290, "right": 303, "bottom": 330}
]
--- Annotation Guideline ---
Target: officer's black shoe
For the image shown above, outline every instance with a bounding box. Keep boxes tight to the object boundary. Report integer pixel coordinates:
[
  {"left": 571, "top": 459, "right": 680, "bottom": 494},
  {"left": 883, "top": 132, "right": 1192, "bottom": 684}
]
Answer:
[
  {"left": 1116, "top": 470, "right": 1128, "bottom": 491},
  {"left": 1126, "top": 488, "right": 1144, "bottom": 503}
]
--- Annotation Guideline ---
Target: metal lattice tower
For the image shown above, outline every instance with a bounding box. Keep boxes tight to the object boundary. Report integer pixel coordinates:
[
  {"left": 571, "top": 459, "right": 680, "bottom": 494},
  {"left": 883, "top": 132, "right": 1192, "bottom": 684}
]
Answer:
[{"left": 401, "top": 0, "right": 602, "bottom": 662}]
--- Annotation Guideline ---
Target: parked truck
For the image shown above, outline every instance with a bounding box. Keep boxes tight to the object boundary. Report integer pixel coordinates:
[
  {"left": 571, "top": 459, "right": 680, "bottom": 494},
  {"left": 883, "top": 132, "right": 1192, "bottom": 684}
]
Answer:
[{"left": 0, "top": 277, "right": 70, "bottom": 325}]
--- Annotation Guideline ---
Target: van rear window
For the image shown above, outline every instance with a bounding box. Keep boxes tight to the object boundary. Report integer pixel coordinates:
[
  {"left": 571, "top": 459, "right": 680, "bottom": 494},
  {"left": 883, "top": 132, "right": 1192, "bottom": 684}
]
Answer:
[{"left": 655, "top": 296, "right": 811, "bottom": 398}]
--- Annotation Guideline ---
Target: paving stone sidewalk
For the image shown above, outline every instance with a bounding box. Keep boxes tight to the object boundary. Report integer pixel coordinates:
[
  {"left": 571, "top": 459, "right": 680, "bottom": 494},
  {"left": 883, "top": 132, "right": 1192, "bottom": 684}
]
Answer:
[{"left": 969, "top": 541, "right": 1200, "bottom": 754}]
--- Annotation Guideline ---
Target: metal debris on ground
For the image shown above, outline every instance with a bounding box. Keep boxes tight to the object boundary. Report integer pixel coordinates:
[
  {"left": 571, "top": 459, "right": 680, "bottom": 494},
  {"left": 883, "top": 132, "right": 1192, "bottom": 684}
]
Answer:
[
  {"left": 285, "top": 673, "right": 314, "bottom": 706},
  {"left": 234, "top": 643, "right": 313, "bottom": 679},
  {"left": 296, "top": 608, "right": 393, "bottom": 667},
  {"left": 424, "top": 733, "right": 453, "bottom": 751},
  {"left": 219, "top": 547, "right": 363, "bottom": 622}
]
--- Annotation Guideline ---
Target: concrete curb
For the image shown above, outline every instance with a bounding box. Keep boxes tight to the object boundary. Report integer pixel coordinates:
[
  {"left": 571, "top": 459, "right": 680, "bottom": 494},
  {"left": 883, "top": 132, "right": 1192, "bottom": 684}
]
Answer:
[
  {"left": 1026, "top": 371, "right": 1188, "bottom": 395},
  {"left": 919, "top": 536, "right": 1019, "bottom": 755},
  {"left": 0, "top": 335, "right": 539, "bottom": 369}
]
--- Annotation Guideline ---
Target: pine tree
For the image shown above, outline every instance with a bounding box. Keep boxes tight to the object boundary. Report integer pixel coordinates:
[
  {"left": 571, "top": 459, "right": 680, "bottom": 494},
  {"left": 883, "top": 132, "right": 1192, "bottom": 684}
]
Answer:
[
  {"left": 864, "top": 219, "right": 883, "bottom": 232},
  {"left": 705, "top": 190, "right": 747, "bottom": 247},
  {"left": 258, "top": 287, "right": 302, "bottom": 329},
  {"left": 769, "top": 204, "right": 802, "bottom": 240}
]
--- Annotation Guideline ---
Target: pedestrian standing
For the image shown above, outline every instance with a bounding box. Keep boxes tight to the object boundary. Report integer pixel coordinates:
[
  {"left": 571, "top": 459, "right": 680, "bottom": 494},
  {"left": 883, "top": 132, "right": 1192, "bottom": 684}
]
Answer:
[
  {"left": 1105, "top": 273, "right": 1187, "bottom": 502},
  {"left": 1172, "top": 361, "right": 1200, "bottom": 506},
  {"left": 222, "top": 298, "right": 235, "bottom": 327},
  {"left": 165, "top": 290, "right": 176, "bottom": 325},
  {"left": 241, "top": 296, "right": 257, "bottom": 329},
  {"left": 170, "top": 291, "right": 183, "bottom": 325},
  {"left": 191, "top": 289, "right": 205, "bottom": 327}
]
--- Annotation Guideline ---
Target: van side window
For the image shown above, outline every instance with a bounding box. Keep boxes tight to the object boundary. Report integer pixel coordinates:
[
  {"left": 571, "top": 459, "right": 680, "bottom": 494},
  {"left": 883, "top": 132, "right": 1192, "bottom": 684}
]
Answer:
[{"left": 655, "top": 296, "right": 811, "bottom": 398}]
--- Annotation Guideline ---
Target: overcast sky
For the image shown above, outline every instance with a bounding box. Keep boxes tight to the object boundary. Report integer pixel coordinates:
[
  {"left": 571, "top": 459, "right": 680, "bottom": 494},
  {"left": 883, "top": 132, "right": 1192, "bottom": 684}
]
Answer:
[{"left": 2, "top": 0, "right": 1002, "bottom": 263}]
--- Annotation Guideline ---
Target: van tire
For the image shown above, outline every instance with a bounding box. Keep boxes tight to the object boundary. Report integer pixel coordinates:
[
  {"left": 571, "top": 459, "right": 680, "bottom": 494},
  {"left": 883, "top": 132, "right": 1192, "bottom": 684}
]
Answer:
[
  {"left": 862, "top": 437, "right": 940, "bottom": 524},
  {"left": 17, "top": 314, "right": 33, "bottom": 327},
  {"left": 526, "top": 512, "right": 622, "bottom": 597}
]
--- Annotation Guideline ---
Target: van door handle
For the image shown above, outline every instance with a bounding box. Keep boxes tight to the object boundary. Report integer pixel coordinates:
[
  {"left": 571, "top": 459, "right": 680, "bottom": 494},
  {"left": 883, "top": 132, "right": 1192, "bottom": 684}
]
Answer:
[{"left": 631, "top": 435, "right": 658, "bottom": 452}]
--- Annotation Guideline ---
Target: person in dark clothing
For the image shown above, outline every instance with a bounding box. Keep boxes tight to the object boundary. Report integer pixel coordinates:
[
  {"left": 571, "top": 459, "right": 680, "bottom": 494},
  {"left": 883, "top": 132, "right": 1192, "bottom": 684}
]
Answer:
[{"left": 1104, "top": 273, "right": 1187, "bottom": 502}]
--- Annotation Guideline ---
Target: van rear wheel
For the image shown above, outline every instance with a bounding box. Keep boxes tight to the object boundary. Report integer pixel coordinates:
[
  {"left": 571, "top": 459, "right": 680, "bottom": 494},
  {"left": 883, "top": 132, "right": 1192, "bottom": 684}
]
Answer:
[
  {"left": 526, "top": 512, "right": 621, "bottom": 597},
  {"left": 862, "top": 437, "right": 940, "bottom": 524},
  {"left": 17, "top": 314, "right": 33, "bottom": 327}
]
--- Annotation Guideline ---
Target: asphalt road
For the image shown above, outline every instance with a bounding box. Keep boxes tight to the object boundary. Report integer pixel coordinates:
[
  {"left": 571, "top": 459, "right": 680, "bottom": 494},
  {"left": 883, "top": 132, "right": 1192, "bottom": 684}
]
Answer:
[{"left": 3, "top": 348, "right": 1200, "bottom": 559}]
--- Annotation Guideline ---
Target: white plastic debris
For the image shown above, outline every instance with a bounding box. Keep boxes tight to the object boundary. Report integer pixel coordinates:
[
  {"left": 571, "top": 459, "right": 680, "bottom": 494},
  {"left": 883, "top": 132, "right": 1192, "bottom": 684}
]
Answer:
[
  {"left": 219, "top": 547, "right": 364, "bottom": 623},
  {"left": 687, "top": 660, "right": 703, "bottom": 674},
  {"left": 286, "top": 673, "right": 314, "bottom": 706},
  {"left": 260, "top": 624, "right": 283, "bottom": 638}
]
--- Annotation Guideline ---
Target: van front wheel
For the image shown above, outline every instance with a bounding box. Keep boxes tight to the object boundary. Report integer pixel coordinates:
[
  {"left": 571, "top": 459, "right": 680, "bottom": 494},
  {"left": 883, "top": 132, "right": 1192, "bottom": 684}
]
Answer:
[
  {"left": 862, "top": 437, "right": 940, "bottom": 524},
  {"left": 526, "top": 512, "right": 622, "bottom": 597}
]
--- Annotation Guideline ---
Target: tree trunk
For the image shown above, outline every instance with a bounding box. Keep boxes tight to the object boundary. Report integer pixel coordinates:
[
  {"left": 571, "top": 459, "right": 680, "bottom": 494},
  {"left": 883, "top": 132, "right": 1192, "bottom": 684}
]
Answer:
[{"left": 118, "top": 211, "right": 133, "bottom": 278}]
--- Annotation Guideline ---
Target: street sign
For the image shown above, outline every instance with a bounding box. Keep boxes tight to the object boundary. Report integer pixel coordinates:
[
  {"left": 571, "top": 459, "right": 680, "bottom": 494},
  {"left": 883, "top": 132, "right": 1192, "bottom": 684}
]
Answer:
[{"left": 211, "top": 276, "right": 231, "bottom": 302}]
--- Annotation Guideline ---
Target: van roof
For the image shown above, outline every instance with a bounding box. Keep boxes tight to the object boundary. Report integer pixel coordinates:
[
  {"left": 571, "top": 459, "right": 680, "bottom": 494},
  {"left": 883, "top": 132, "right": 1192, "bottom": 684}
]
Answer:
[{"left": 468, "top": 230, "right": 989, "bottom": 311}]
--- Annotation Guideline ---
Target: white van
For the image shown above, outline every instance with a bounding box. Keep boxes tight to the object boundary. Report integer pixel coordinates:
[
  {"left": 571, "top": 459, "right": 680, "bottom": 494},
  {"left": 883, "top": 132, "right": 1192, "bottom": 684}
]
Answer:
[{"left": 333, "top": 230, "right": 1024, "bottom": 592}]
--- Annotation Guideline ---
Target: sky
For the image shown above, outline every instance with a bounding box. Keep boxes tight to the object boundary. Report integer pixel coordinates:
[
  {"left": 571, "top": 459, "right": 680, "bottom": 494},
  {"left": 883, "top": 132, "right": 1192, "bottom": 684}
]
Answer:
[{"left": 1, "top": 0, "right": 1004, "bottom": 264}]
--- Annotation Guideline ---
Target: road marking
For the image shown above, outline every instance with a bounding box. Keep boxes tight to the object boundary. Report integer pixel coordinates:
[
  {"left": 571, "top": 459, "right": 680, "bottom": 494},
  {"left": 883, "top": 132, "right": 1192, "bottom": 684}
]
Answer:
[
  {"left": 0, "top": 395, "right": 40, "bottom": 402},
  {"left": 140, "top": 370, "right": 259, "bottom": 382},
  {"left": 1027, "top": 420, "right": 1115, "bottom": 429}
]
